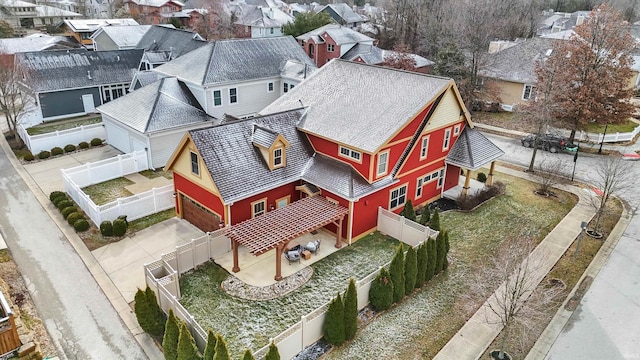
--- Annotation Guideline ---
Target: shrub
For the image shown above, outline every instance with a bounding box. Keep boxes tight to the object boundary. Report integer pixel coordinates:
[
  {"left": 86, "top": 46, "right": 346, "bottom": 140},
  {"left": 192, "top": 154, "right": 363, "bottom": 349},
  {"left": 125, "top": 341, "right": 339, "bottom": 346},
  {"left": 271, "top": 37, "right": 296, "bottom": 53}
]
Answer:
[
  {"left": 145, "top": 287, "right": 165, "bottom": 337},
  {"left": 73, "top": 219, "right": 89, "bottom": 232},
  {"left": 100, "top": 221, "right": 113, "bottom": 236},
  {"left": 323, "top": 293, "right": 345, "bottom": 346},
  {"left": 242, "top": 349, "right": 256, "bottom": 360},
  {"left": 477, "top": 172, "right": 487, "bottom": 183},
  {"left": 425, "top": 237, "right": 437, "bottom": 282},
  {"left": 430, "top": 208, "right": 441, "bottom": 231},
  {"left": 61, "top": 206, "right": 77, "bottom": 219},
  {"left": 415, "top": 241, "right": 427, "bottom": 288},
  {"left": 53, "top": 195, "right": 69, "bottom": 207},
  {"left": 23, "top": 152, "right": 34, "bottom": 161},
  {"left": 67, "top": 212, "right": 83, "bottom": 225},
  {"left": 177, "top": 322, "right": 199, "bottom": 360},
  {"left": 404, "top": 246, "right": 417, "bottom": 295},
  {"left": 419, "top": 206, "right": 430, "bottom": 225},
  {"left": 37, "top": 150, "right": 50, "bottom": 159},
  {"left": 134, "top": 289, "right": 151, "bottom": 334},
  {"left": 369, "top": 268, "right": 393, "bottom": 311},
  {"left": 457, "top": 181, "right": 506, "bottom": 211},
  {"left": 443, "top": 231, "right": 451, "bottom": 270},
  {"left": 64, "top": 144, "right": 76, "bottom": 153},
  {"left": 79, "top": 141, "right": 89, "bottom": 149},
  {"left": 203, "top": 330, "right": 216, "bottom": 360},
  {"left": 112, "top": 218, "right": 128, "bottom": 237},
  {"left": 343, "top": 278, "right": 358, "bottom": 340},
  {"left": 389, "top": 244, "right": 405, "bottom": 303},
  {"left": 162, "top": 310, "right": 180, "bottom": 360},
  {"left": 400, "top": 200, "right": 416, "bottom": 222},
  {"left": 213, "top": 334, "right": 230, "bottom": 360},
  {"left": 56, "top": 199, "right": 73, "bottom": 210},
  {"left": 435, "top": 231, "right": 446, "bottom": 274},
  {"left": 51, "top": 147, "right": 63, "bottom": 156},
  {"left": 264, "top": 342, "right": 280, "bottom": 360},
  {"left": 90, "top": 138, "right": 103, "bottom": 146},
  {"left": 49, "top": 191, "right": 66, "bottom": 202}
]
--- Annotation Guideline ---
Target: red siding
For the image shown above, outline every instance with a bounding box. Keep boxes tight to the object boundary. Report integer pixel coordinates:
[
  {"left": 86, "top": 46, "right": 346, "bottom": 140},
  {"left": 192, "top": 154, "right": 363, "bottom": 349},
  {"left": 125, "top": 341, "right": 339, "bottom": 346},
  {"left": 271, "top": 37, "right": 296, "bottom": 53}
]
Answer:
[
  {"left": 316, "top": 189, "right": 351, "bottom": 238},
  {"left": 352, "top": 187, "right": 390, "bottom": 238},
  {"left": 389, "top": 104, "right": 433, "bottom": 144},
  {"left": 444, "top": 165, "right": 460, "bottom": 192},
  {"left": 230, "top": 182, "right": 299, "bottom": 224},
  {"left": 174, "top": 173, "right": 225, "bottom": 221},
  {"left": 306, "top": 133, "right": 371, "bottom": 179},
  {"left": 398, "top": 121, "right": 465, "bottom": 177}
]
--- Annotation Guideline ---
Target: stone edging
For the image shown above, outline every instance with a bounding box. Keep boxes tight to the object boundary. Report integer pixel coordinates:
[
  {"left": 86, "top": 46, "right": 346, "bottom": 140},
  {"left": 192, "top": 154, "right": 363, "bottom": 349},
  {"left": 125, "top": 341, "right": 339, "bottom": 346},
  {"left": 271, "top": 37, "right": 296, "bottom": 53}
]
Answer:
[{"left": 221, "top": 267, "right": 313, "bottom": 301}]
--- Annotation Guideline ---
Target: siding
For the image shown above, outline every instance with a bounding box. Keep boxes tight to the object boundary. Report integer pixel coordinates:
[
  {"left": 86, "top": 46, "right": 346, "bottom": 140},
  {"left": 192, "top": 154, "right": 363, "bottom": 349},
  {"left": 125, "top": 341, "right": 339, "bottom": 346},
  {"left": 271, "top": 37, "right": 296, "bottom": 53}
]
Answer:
[
  {"left": 39, "top": 87, "right": 101, "bottom": 120},
  {"left": 149, "top": 123, "right": 211, "bottom": 169},
  {"left": 206, "top": 80, "right": 281, "bottom": 119},
  {"left": 424, "top": 88, "right": 462, "bottom": 132},
  {"left": 93, "top": 33, "right": 118, "bottom": 51}
]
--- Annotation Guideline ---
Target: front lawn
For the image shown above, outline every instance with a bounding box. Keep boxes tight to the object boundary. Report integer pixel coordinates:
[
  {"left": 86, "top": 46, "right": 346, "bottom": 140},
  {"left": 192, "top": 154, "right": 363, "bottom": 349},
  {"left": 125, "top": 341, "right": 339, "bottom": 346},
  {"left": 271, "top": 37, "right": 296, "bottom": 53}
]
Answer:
[
  {"left": 583, "top": 120, "right": 638, "bottom": 134},
  {"left": 26, "top": 116, "right": 101, "bottom": 135},
  {"left": 81, "top": 177, "right": 134, "bottom": 205}
]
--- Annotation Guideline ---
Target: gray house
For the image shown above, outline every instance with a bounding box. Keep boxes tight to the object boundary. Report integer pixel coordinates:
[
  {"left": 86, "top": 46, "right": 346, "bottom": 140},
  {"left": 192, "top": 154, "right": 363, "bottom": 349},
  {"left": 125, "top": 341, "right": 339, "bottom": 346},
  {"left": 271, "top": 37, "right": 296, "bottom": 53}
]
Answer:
[
  {"left": 90, "top": 25, "right": 152, "bottom": 51},
  {"left": 16, "top": 48, "right": 144, "bottom": 122}
]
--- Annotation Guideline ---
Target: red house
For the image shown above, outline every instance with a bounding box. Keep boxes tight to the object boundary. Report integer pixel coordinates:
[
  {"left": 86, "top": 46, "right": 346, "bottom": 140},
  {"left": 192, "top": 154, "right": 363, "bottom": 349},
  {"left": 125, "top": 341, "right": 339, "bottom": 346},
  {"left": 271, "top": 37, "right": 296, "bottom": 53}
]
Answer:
[
  {"left": 124, "top": 0, "right": 183, "bottom": 24},
  {"left": 164, "top": 60, "right": 503, "bottom": 279}
]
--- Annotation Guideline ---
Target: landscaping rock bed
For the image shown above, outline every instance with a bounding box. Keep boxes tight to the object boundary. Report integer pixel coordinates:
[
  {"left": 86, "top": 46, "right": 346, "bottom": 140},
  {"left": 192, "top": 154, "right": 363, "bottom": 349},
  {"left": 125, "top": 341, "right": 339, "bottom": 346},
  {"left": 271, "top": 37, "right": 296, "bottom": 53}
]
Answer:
[{"left": 221, "top": 267, "right": 313, "bottom": 300}]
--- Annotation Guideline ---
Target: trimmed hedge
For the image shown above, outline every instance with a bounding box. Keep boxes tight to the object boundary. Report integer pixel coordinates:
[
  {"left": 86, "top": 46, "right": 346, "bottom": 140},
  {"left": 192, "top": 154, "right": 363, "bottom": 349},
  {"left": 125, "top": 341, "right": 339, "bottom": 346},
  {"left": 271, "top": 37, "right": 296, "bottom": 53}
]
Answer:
[
  {"left": 369, "top": 267, "right": 393, "bottom": 311},
  {"left": 51, "top": 147, "right": 63, "bottom": 156},
  {"left": 389, "top": 244, "right": 405, "bottom": 303},
  {"left": 112, "top": 218, "right": 128, "bottom": 237},
  {"left": 477, "top": 172, "right": 487, "bottom": 183},
  {"left": 56, "top": 199, "right": 73, "bottom": 210},
  {"left": 38, "top": 151, "right": 51, "bottom": 159},
  {"left": 53, "top": 196, "right": 69, "bottom": 207},
  {"left": 67, "top": 212, "right": 83, "bottom": 225},
  {"left": 49, "top": 191, "right": 66, "bottom": 202},
  {"left": 79, "top": 141, "right": 89, "bottom": 149},
  {"left": 73, "top": 219, "right": 90, "bottom": 232},
  {"left": 100, "top": 221, "right": 113, "bottom": 237},
  {"left": 61, "top": 206, "right": 77, "bottom": 219},
  {"left": 64, "top": 144, "right": 77, "bottom": 153},
  {"left": 90, "top": 138, "right": 103, "bottom": 146},
  {"left": 23, "top": 152, "right": 34, "bottom": 161}
]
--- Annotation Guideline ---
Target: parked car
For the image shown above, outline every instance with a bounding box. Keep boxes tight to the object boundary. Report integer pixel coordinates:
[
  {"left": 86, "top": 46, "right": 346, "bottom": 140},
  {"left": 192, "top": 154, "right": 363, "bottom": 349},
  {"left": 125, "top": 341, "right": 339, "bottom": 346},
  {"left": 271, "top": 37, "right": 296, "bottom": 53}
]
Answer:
[{"left": 521, "top": 133, "right": 577, "bottom": 153}]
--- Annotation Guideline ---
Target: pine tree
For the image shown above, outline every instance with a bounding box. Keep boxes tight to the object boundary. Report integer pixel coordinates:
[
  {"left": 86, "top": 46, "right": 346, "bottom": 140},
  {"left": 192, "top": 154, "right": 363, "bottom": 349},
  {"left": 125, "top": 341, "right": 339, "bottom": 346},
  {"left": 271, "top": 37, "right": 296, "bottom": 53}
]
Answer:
[
  {"left": 419, "top": 206, "right": 430, "bottom": 225},
  {"left": 425, "top": 237, "right": 437, "bottom": 282},
  {"left": 162, "top": 310, "right": 180, "bottom": 360},
  {"left": 324, "top": 294, "right": 345, "bottom": 345},
  {"left": 435, "top": 231, "right": 446, "bottom": 274},
  {"left": 264, "top": 342, "right": 280, "bottom": 360},
  {"left": 203, "top": 330, "right": 216, "bottom": 360},
  {"left": 241, "top": 349, "right": 256, "bottom": 360},
  {"left": 134, "top": 288, "right": 151, "bottom": 334},
  {"left": 415, "top": 241, "right": 427, "bottom": 288},
  {"left": 369, "top": 268, "right": 393, "bottom": 311},
  {"left": 213, "top": 334, "right": 230, "bottom": 360},
  {"left": 389, "top": 244, "right": 405, "bottom": 303},
  {"left": 401, "top": 200, "right": 416, "bottom": 222},
  {"left": 145, "top": 286, "right": 166, "bottom": 337},
  {"left": 404, "top": 246, "right": 417, "bottom": 295},
  {"left": 430, "top": 208, "right": 441, "bottom": 231},
  {"left": 177, "top": 323, "right": 200, "bottom": 360},
  {"left": 443, "top": 231, "right": 451, "bottom": 270},
  {"left": 343, "top": 278, "right": 358, "bottom": 340}
]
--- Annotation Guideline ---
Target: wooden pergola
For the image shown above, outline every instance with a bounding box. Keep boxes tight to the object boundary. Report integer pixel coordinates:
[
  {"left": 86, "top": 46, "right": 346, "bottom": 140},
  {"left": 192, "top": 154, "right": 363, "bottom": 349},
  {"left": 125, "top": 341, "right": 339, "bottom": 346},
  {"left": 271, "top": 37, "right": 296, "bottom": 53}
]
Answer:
[{"left": 228, "top": 196, "right": 349, "bottom": 281}]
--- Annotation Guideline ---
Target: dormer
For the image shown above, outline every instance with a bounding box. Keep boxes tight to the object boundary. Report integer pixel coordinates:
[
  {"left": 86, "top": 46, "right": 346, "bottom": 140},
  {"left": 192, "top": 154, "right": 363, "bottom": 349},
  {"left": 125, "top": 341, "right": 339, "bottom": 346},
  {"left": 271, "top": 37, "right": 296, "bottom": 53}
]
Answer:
[{"left": 252, "top": 125, "right": 290, "bottom": 171}]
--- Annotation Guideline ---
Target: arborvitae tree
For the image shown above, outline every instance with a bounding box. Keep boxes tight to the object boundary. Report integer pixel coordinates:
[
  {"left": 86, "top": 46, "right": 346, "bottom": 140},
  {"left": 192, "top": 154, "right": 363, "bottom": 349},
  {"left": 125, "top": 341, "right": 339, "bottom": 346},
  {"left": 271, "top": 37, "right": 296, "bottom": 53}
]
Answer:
[
  {"left": 425, "top": 237, "right": 437, "bottom": 282},
  {"left": 404, "top": 246, "right": 417, "bottom": 295},
  {"left": 163, "top": 310, "right": 180, "bottom": 360},
  {"left": 415, "top": 241, "right": 427, "bottom": 288},
  {"left": 430, "top": 208, "right": 441, "bottom": 231},
  {"left": 369, "top": 268, "right": 393, "bottom": 311},
  {"left": 177, "top": 323, "right": 200, "bottom": 360},
  {"left": 134, "top": 288, "right": 151, "bottom": 334},
  {"left": 443, "top": 231, "right": 451, "bottom": 270},
  {"left": 343, "top": 278, "right": 358, "bottom": 340},
  {"left": 203, "top": 330, "right": 216, "bottom": 360},
  {"left": 419, "top": 206, "right": 431, "bottom": 225},
  {"left": 241, "top": 349, "right": 256, "bottom": 360},
  {"left": 264, "top": 342, "right": 280, "bottom": 360},
  {"left": 324, "top": 293, "right": 345, "bottom": 345},
  {"left": 213, "top": 334, "right": 230, "bottom": 360},
  {"left": 145, "top": 286, "right": 166, "bottom": 337},
  {"left": 435, "top": 231, "right": 446, "bottom": 274},
  {"left": 400, "top": 200, "right": 416, "bottom": 222},
  {"left": 389, "top": 244, "right": 405, "bottom": 303}
]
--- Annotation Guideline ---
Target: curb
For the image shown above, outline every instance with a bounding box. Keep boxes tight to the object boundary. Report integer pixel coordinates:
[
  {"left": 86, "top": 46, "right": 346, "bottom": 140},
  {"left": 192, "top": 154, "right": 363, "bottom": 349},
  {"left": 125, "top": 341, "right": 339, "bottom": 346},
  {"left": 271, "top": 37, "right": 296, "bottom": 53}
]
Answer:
[{"left": 0, "top": 136, "right": 162, "bottom": 360}]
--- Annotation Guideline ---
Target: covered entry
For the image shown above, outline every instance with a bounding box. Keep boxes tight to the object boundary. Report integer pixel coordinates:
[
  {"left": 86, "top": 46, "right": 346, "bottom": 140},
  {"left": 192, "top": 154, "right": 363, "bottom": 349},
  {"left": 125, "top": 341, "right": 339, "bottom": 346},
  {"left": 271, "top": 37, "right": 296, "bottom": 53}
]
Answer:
[{"left": 228, "top": 196, "right": 349, "bottom": 281}]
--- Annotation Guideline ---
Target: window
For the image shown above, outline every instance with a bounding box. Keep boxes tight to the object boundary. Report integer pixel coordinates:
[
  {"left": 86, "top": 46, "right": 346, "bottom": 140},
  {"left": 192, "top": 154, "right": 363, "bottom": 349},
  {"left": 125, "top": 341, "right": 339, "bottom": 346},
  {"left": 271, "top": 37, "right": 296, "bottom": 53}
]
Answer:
[
  {"left": 416, "top": 178, "right": 423, "bottom": 198},
  {"left": 443, "top": 128, "right": 451, "bottom": 150},
  {"left": 454, "top": 124, "right": 461, "bottom": 136},
  {"left": 377, "top": 151, "right": 389, "bottom": 176},
  {"left": 438, "top": 169, "right": 445, "bottom": 188},
  {"left": 420, "top": 135, "right": 429, "bottom": 159},
  {"left": 390, "top": 184, "right": 407, "bottom": 210},
  {"left": 273, "top": 148, "right": 283, "bottom": 168},
  {"left": 213, "top": 90, "right": 222, "bottom": 106},
  {"left": 339, "top": 146, "right": 361, "bottom": 162},
  {"left": 102, "top": 84, "right": 128, "bottom": 103},
  {"left": 523, "top": 84, "right": 535, "bottom": 100},
  {"left": 268, "top": 82, "right": 274, "bottom": 92},
  {"left": 229, "top": 88, "right": 237, "bottom": 103},
  {"left": 290, "top": 84, "right": 294, "bottom": 89},
  {"left": 327, "top": 43, "right": 335, "bottom": 52},
  {"left": 283, "top": 83, "right": 289, "bottom": 93},
  {"left": 190, "top": 151, "right": 199, "bottom": 175},
  {"left": 270, "top": 27, "right": 274, "bottom": 34},
  {"left": 252, "top": 199, "right": 266, "bottom": 217}
]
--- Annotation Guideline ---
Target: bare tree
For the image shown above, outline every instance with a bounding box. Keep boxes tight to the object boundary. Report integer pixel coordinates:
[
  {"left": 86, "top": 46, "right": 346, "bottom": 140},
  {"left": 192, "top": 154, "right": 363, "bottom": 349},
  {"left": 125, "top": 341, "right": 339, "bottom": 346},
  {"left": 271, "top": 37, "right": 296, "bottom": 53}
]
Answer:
[
  {"left": 0, "top": 49, "right": 31, "bottom": 146},
  {"left": 534, "top": 159, "right": 567, "bottom": 196}
]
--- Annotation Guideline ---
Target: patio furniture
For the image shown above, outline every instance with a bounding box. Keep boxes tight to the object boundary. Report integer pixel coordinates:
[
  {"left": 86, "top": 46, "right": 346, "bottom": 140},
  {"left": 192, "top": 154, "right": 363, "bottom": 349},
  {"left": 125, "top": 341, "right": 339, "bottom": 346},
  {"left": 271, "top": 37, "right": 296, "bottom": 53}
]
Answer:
[
  {"left": 301, "top": 250, "right": 311, "bottom": 260},
  {"left": 284, "top": 244, "right": 303, "bottom": 264},
  {"left": 305, "top": 239, "right": 321, "bottom": 253}
]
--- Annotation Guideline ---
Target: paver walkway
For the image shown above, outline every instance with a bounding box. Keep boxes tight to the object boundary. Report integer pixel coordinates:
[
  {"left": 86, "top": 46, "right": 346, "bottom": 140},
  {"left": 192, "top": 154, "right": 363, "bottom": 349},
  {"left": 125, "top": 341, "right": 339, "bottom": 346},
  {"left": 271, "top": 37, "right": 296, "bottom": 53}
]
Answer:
[{"left": 433, "top": 166, "right": 597, "bottom": 360}]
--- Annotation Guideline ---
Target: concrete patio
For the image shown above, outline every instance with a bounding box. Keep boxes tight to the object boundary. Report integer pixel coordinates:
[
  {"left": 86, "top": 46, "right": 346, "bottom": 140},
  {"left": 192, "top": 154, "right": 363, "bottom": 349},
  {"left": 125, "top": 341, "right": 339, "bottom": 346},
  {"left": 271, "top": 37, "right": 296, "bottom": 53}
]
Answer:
[{"left": 442, "top": 175, "right": 487, "bottom": 200}]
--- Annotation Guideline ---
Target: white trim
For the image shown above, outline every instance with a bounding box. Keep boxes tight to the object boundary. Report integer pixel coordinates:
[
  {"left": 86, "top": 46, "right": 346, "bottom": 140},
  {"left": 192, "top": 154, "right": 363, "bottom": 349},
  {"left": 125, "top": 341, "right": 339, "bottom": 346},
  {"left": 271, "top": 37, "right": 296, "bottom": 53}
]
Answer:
[
  {"left": 419, "top": 135, "right": 429, "bottom": 160},
  {"left": 389, "top": 183, "right": 408, "bottom": 210},
  {"left": 522, "top": 84, "right": 535, "bottom": 100},
  {"left": 376, "top": 150, "right": 389, "bottom": 177},
  {"left": 339, "top": 145, "right": 362, "bottom": 162},
  {"left": 442, "top": 128, "right": 451, "bottom": 151}
]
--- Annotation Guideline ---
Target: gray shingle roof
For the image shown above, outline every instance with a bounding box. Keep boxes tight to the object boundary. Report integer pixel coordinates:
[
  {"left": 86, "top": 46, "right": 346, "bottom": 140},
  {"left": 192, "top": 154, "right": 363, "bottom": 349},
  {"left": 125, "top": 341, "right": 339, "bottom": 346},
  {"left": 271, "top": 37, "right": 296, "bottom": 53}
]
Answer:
[
  {"left": 0, "top": 34, "right": 80, "bottom": 54},
  {"left": 97, "top": 77, "right": 217, "bottom": 133},
  {"left": 321, "top": 3, "right": 364, "bottom": 24},
  {"left": 63, "top": 18, "right": 138, "bottom": 32},
  {"left": 154, "top": 36, "right": 315, "bottom": 86},
  {"left": 480, "top": 37, "right": 558, "bottom": 84},
  {"left": 445, "top": 127, "right": 504, "bottom": 170},
  {"left": 252, "top": 125, "right": 279, "bottom": 148},
  {"left": 280, "top": 60, "right": 315, "bottom": 80},
  {"left": 131, "top": 70, "right": 160, "bottom": 89},
  {"left": 234, "top": 4, "right": 293, "bottom": 28},
  {"left": 296, "top": 24, "right": 373, "bottom": 45},
  {"left": 92, "top": 25, "right": 152, "bottom": 48},
  {"left": 136, "top": 25, "right": 206, "bottom": 59},
  {"left": 17, "top": 49, "right": 143, "bottom": 92},
  {"left": 261, "top": 59, "right": 451, "bottom": 153},
  {"left": 341, "top": 44, "right": 433, "bottom": 68}
]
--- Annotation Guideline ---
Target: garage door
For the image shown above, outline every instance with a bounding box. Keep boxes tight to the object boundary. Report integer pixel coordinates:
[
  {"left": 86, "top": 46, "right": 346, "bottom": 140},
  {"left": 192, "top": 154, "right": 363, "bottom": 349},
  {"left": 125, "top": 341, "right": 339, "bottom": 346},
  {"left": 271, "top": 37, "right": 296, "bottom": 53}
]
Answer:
[{"left": 180, "top": 195, "right": 220, "bottom": 232}]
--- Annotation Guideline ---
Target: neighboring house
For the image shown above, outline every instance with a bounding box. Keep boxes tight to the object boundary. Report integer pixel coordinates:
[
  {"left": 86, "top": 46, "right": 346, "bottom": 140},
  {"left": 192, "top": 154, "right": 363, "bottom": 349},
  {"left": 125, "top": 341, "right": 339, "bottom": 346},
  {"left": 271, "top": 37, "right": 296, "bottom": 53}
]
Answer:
[
  {"left": 343, "top": 43, "right": 433, "bottom": 73},
  {"left": 168, "top": 8, "right": 206, "bottom": 29},
  {"left": 234, "top": 5, "right": 293, "bottom": 38},
  {"left": 320, "top": 3, "right": 365, "bottom": 28},
  {"left": 91, "top": 24, "right": 152, "bottom": 51},
  {"left": 124, "top": 0, "right": 183, "bottom": 24},
  {"left": 61, "top": 18, "right": 139, "bottom": 50},
  {"left": 0, "top": 33, "right": 81, "bottom": 64},
  {"left": 296, "top": 24, "right": 374, "bottom": 67},
  {"left": 0, "top": 0, "right": 82, "bottom": 32},
  {"left": 99, "top": 35, "right": 315, "bottom": 168},
  {"left": 16, "top": 48, "right": 143, "bottom": 121},
  {"left": 164, "top": 60, "right": 504, "bottom": 244},
  {"left": 536, "top": 10, "right": 590, "bottom": 37}
]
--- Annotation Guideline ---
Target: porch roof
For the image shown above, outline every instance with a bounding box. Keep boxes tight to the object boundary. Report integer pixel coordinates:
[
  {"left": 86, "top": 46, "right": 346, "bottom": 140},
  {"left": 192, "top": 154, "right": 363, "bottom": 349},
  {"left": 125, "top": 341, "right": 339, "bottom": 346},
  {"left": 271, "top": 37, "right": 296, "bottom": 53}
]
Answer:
[
  {"left": 228, "top": 196, "right": 349, "bottom": 255},
  {"left": 446, "top": 126, "right": 504, "bottom": 170}
]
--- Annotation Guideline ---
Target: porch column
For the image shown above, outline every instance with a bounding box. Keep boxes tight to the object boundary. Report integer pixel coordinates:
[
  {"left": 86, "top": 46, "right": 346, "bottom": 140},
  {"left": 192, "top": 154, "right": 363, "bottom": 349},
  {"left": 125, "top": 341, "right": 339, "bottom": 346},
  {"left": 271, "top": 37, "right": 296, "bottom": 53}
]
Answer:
[
  {"left": 275, "top": 244, "right": 284, "bottom": 281},
  {"left": 335, "top": 216, "right": 344, "bottom": 248},
  {"left": 232, "top": 239, "right": 240, "bottom": 273},
  {"left": 486, "top": 161, "right": 496, "bottom": 186},
  {"left": 462, "top": 169, "right": 471, "bottom": 197}
]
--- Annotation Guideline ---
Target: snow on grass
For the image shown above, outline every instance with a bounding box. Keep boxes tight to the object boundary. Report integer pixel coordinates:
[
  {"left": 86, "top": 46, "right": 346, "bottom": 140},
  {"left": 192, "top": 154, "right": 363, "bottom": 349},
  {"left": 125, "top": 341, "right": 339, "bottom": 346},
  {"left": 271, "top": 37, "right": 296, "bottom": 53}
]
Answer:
[{"left": 179, "top": 233, "right": 400, "bottom": 357}]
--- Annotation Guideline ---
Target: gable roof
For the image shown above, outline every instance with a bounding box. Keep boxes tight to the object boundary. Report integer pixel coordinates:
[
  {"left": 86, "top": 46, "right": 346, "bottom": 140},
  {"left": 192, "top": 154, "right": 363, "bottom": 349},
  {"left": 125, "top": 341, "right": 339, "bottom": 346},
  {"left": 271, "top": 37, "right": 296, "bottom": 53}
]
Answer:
[
  {"left": 17, "top": 49, "right": 143, "bottom": 92},
  {"left": 127, "top": 0, "right": 183, "bottom": 7},
  {"left": 0, "top": 34, "right": 80, "bottom": 54},
  {"left": 480, "top": 37, "right": 557, "bottom": 84},
  {"left": 296, "top": 24, "right": 373, "bottom": 45},
  {"left": 136, "top": 25, "right": 206, "bottom": 59},
  {"left": 445, "top": 126, "right": 504, "bottom": 170},
  {"left": 261, "top": 60, "right": 451, "bottom": 153},
  {"left": 341, "top": 43, "right": 433, "bottom": 68},
  {"left": 154, "top": 36, "right": 315, "bottom": 86},
  {"left": 321, "top": 3, "right": 364, "bottom": 24},
  {"left": 91, "top": 25, "right": 152, "bottom": 48},
  {"left": 234, "top": 4, "right": 293, "bottom": 28},
  {"left": 97, "top": 77, "right": 217, "bottom": 133},
  {"left": 63, "top": 18, "right": 139, "bottom": 32}
]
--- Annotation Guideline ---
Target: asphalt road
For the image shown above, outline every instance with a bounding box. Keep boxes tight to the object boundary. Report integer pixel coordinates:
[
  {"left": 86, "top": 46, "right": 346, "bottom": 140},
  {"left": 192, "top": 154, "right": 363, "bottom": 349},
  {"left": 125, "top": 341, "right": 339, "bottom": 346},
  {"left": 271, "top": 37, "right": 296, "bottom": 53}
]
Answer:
[{"left": 0, "top": 145, "right": 147, "bottom": 359}]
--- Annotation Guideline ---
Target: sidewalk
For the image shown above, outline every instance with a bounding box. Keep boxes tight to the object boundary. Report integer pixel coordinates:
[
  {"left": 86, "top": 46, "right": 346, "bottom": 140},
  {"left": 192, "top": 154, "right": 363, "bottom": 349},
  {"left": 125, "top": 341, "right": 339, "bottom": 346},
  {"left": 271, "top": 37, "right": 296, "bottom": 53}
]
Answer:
[{"left": 433, "top": 166, "right": 598, "bottom": 360}]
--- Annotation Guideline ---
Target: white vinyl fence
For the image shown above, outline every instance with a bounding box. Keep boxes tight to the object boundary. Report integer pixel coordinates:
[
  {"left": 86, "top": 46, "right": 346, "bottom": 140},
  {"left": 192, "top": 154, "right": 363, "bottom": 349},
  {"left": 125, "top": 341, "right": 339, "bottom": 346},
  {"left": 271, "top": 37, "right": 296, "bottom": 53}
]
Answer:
[
  {"left": 145, "top": 211, "right": 438, "bottom": 359},
  {"left": 18, "top": 123, "right": 105, "bottom": 154},
  {"left": 551, "top": 125, "right": 640, "bottom": 144},
  {"left": 60, "top": 151, "right": 171, "bottom": 225}
]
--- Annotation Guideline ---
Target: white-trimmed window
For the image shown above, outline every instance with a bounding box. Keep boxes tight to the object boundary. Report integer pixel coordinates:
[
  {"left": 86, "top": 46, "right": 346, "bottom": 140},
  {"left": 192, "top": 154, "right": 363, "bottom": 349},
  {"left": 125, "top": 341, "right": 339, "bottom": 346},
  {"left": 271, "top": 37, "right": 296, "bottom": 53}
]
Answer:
[
  {"left": 416, "top": 177, "right": 423, "bottom": 198},
  {"left": 390, "top": 184, "right": 407, "bottom": 210},
  {"left": 437, "top": 169, "right": 445, "bottom": 188},
  {"left": 339, "top": 145, "right": 361, "bottom": 162},
  {"left": 102, "top": 84, "right": 127, "bottom": 102},
  {"left": 268, "top": 82, "right": 274, "bottom": 92},
  {"left": 190, "top": 151, "right": 199, "bottom": 176},
  {"left": 252, "top": 199, "right": 266, "bottom": 217},
  {"left": 283, "top": 83, "right": 289, "bottom": 93},
  {"left": 229, "top": 88, "right": 237, "bottom": 103},
  {"left": 454, "top": 124, "right": 461, "bottom": 136},
  {"left": 443, "top": 128, "right": 451, "bottom": 151},
  {"left": 327, "top": 43, "right": 335, "bottom": 52},
  {"left": 522, "top": 84, "right": 535, "bottom": 100},
  {"left": 377, "top": 151, "right": 389, "bottom": 176},
  {"left": 420, "top": 135, "right": 429, "bottom": 160},
  {"left": 213, "top": 90, "right": 222, "bottom": 106},
  {"left": 273, "top": 147, "right": 283, "bottom": 168}
]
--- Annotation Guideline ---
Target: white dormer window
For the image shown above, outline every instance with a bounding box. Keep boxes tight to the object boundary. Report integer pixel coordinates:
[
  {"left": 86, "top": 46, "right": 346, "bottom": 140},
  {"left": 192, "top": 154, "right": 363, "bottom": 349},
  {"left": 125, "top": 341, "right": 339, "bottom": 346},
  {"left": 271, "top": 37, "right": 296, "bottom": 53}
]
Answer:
[
  {"left": 273, "top": 147, "right": 284, "bottom": 168},
  {"left": 339, "top": 145, "right": 361, "bottom": 162}
]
